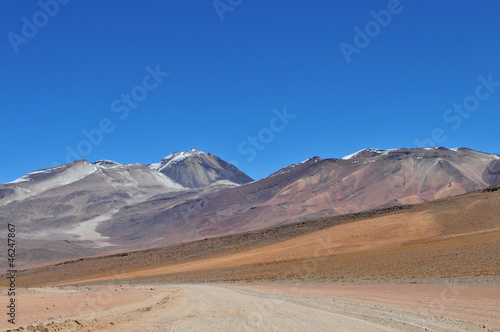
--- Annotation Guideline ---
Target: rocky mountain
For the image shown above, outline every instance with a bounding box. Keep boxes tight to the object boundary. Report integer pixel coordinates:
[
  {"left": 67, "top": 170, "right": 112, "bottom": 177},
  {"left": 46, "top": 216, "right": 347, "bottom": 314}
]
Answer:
[
  {"left": 1, "top": 147, "right": 499, "bottom": 270},
  {"left": 148, "top": 149, "right": 253, "bottom": 188},
  {"left": 0, "top": 151, "right": 250, "bottom": 269},
  {"left": 1, "top": 159, "right": 184, "bottom": 206},
  {"left": 114, "top": 147, "right": 499, "bottom": 245}
]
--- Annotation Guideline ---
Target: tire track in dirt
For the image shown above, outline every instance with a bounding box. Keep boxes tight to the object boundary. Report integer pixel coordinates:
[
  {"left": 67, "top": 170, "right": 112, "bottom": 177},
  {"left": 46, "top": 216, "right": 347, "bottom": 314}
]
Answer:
[{"left": 3, "top": 284, "right": 497, "bottom": 332}]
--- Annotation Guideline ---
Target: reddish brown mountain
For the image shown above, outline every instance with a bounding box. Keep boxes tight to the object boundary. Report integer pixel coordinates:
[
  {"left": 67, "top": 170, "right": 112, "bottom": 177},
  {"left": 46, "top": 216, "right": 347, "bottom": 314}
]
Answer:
[
  {"left": 1, "top": 147, "right": 499, "bottom": 269},
  {"left": 115, "top": 147, "right": 498, "bottom": 246}
]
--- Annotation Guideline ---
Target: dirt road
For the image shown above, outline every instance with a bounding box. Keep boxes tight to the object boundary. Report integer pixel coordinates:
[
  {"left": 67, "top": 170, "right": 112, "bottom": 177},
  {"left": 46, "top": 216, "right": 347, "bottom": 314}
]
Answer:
[{"left": 3, "top": 284, "right": 497, "bottom": 332}]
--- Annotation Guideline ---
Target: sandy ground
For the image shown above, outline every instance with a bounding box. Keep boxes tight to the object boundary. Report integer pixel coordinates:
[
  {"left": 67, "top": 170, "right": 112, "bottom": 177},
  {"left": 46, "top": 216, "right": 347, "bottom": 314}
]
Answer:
[
  {"left": 41, "top": 211, "right": 452, "bottom": 284},
  {"left": 2, "top": 189, "right": 498, "bottom": 331},
  {"left": 1, "top": 283, "right": 498, "bottom": 332},
  {"left": 13, "top": 189, "right": 500, "bottom": 289},
  {"left": 235, "top": 283, "right": 500, "bottom": 329}
]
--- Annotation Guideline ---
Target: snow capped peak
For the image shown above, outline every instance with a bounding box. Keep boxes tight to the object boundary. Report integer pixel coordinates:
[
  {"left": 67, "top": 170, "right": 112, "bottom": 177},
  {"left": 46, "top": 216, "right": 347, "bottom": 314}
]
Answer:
[
  {"left": 162, "top": 149, "right": 206, "bottom": 161},
  {"left": 149, "top": 149, "right": 207, "bottom": 172},
  {"left": 341, "top": 148, "right": 394, "bottom": 160}
]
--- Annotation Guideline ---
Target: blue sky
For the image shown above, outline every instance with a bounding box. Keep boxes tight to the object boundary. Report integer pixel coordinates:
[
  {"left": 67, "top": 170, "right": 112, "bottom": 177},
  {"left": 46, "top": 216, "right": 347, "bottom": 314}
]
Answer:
[{"left": 1, "top": 0, "right": 499, "bottom": 183}]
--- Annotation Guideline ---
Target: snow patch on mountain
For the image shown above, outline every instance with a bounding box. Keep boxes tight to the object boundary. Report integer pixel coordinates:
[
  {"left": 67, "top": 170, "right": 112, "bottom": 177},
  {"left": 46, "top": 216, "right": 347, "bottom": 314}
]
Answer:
[
  {"left": 149, "top": 148, "right": 206, "bottom": 172},
  {"left": 9, "top": 164, "right": 66, "bottom": 183},
  {"left": 299, "top": 157, "right": 320, "bottom": 164},
  {"left": 342, "top": 148, "right": 395, "bottom": 160}
]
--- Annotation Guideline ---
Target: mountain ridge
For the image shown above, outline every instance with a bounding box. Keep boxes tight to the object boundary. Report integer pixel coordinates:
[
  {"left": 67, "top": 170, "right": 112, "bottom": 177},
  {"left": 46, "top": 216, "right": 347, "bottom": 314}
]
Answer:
[{"left": 1, "top": 146, "right": 499, "bottom": 270}]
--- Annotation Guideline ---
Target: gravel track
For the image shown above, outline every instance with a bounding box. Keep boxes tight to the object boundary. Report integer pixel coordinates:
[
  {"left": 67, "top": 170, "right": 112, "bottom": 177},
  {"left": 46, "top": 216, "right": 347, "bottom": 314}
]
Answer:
[{"left": 4, "top": 284, "right": 497, "bottom": 332}]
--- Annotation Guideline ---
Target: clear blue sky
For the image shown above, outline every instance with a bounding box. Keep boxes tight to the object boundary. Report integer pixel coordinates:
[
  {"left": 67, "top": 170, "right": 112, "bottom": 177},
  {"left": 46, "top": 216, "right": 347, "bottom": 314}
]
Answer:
[{"left": 1, "top": 0, "right": 499, "bottom": 183}]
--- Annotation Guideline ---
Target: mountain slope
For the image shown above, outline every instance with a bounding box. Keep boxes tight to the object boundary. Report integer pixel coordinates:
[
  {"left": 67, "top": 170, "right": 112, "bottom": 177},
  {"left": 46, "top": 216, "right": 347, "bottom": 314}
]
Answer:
[
  {"left": 148, "top": 149, "right": 253, "bottom": 188},
  {"left": 1, "top": 147, "right": 499, "bottom": 270},
  {"left": 12, "top": 185, "right": 500, "bottom": 287},
  {"left": 0, "top": 150, "right": 254, "bottom": 269},
  {"left": 0, "top": 159, "right": 193, "bottom": 269},
  {"left": 107, "top": 147, "right": 499, "bottom": 246},
  {"left": 91, "top": 147, "right": 500, "bottom": 252}
]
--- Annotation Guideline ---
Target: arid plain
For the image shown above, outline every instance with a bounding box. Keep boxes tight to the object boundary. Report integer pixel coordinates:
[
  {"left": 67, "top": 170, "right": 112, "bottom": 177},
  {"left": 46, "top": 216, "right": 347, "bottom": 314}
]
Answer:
[{"left": 1, "top": 186, "right": 499, "bottom": 331}]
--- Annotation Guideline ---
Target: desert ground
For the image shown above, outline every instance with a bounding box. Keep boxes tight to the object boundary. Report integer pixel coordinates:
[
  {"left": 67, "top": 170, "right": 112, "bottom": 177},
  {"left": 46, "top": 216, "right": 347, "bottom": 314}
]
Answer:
[
  {"left": 1, "top": 283, "right": 499, "bottom": 331},
  {"left": 1, "top": 187, "right": 499, "bottom": 331}
]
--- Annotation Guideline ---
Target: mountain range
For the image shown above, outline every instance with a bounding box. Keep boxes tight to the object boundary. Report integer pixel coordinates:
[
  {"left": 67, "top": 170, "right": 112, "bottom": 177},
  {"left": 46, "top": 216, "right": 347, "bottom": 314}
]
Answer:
[{"left": 1, "top": 147, "right": 499, "bottom": 270}]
